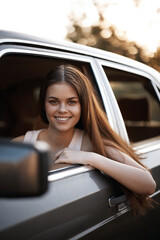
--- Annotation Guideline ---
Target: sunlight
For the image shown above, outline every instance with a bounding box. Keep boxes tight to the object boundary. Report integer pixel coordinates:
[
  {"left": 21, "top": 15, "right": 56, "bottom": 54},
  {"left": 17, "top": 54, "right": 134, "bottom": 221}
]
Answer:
[
  {"left": 100, "top": 0, "right": 160, "bottom": 54},
  {"left": 0, "top": 0, "right": 71, "bottom": 39}
]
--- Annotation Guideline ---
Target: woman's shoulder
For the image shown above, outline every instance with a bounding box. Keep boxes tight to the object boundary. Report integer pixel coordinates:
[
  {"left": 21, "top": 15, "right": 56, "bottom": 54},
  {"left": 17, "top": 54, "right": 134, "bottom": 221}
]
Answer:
[
  {"left": 11, "top": 129, "right": 43, "bottom": 143},
  {"left": 12, "top": 135, "right": 25, "bottom": 142}
]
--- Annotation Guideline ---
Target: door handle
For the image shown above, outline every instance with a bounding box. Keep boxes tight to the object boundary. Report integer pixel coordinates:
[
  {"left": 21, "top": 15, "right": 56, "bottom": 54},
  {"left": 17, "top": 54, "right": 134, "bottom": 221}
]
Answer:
[{"left": 108, "top": 194, "right": 128, "bottom": 208}]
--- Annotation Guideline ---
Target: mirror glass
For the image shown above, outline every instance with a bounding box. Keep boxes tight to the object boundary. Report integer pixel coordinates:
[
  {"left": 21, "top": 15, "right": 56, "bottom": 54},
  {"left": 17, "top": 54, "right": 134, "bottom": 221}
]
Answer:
[{"left": 0, "top": 139, "right": 49, "bottom": 197}]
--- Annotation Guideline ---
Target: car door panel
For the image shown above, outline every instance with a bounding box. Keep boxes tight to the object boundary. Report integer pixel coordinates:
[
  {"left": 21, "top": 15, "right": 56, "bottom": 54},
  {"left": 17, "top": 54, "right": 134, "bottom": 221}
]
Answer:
[{"left": 0, "top": 169, "right": 126, "bottom": 240}]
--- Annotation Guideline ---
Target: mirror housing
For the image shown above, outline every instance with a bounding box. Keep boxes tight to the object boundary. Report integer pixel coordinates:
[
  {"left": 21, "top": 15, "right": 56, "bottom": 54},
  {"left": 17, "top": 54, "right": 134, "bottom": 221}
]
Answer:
[{"left": 0, "top": 139, "right": 50, "bottom": 197}]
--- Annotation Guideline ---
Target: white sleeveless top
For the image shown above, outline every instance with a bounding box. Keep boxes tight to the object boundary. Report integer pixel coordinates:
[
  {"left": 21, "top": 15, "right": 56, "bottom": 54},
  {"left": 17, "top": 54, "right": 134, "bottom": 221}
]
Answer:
[{"left": 24, "top": 128, "right": 84, "bottom": 150}]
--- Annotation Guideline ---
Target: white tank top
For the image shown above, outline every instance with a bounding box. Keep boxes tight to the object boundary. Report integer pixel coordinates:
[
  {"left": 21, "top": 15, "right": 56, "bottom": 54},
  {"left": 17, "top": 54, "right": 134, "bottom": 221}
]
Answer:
[{"left": 23, "top": 128, "right": 84, "bottom": 150}]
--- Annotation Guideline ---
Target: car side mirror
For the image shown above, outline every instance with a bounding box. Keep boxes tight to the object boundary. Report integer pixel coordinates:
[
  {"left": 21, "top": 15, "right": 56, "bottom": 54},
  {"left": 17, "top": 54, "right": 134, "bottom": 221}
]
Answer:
[{"left": 0, "top": 139, "right": 51, "bottom": 197}]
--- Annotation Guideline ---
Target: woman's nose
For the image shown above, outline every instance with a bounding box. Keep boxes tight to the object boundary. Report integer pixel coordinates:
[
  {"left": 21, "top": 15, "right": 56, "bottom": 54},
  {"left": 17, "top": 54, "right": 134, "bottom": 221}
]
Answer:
[{"left": 58, "top": 103, "right": 68, "bottom": 113}]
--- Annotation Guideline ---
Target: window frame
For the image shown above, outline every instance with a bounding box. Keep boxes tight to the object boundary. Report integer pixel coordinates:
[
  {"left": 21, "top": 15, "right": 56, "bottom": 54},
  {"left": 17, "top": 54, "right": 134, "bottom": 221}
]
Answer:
[
  {"left": 1, "top": 44, "right": 160, "bottom": 179},
  {"left": 0, "top": 45, "right": 122, "bottom": 181},
  {"left": 94, "top": 58, "right": 160, "bottom": 153}
]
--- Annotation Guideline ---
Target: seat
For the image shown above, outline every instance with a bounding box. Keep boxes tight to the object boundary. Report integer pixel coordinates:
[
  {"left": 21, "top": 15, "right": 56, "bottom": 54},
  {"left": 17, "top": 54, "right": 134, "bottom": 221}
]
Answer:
[
  {"left": 118, "top": 97, "right": 150, "bottom": 121},
  {"left": 118, "top": 97, "right": 151, "bottom": 142}
]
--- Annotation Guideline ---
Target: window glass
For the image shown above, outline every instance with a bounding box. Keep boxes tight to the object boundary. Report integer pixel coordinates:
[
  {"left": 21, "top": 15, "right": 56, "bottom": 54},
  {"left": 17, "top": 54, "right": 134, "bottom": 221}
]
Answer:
[{"left": 103, "top": 66, "right": 160, "bottom": 143}]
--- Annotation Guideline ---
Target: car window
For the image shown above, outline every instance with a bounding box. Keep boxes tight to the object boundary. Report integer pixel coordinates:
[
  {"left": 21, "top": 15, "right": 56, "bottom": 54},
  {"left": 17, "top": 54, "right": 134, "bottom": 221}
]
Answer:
[
  {"left": 102, "top": 66, "right": 160, "bottom": 143},
  {"left": 0, "top": 53, "right": 104, "bottom": 172}
]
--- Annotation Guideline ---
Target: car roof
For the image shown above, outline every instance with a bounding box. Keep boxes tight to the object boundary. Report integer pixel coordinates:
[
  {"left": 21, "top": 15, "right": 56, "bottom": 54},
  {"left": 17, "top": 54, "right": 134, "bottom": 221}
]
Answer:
[{"left": 0, "top": 30, "right": 143, "bottom": 64}]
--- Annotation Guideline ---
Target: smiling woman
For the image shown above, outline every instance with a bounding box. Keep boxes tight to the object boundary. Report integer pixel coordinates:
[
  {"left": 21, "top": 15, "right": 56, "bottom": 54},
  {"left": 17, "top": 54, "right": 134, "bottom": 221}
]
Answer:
[{"left": 12, "top": 64, "right": 156, "bottom": 215}]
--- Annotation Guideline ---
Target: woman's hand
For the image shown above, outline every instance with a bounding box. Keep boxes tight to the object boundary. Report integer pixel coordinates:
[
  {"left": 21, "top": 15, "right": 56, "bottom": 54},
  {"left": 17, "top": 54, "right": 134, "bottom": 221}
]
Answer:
[{"left": 54, "top": 148, "right": 91, "bottom": 165}]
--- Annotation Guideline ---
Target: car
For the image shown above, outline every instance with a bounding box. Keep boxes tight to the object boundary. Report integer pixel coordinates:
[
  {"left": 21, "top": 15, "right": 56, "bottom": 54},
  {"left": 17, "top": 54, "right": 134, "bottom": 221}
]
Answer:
[{"left": 0, "top": 30, "right": 160, "bottom": 240}]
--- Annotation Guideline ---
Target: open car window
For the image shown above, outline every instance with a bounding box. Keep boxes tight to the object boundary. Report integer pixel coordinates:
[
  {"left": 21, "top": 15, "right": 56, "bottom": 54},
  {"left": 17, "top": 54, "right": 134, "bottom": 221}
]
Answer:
[{"left": 0, "top": 53, "right": 103, "bottom": 172}]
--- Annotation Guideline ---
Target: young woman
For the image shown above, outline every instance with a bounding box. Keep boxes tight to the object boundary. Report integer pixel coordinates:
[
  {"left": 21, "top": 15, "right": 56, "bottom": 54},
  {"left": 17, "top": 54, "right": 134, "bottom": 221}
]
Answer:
[{"left": 13, "top": 64, "right": 156, "bottom": 215}]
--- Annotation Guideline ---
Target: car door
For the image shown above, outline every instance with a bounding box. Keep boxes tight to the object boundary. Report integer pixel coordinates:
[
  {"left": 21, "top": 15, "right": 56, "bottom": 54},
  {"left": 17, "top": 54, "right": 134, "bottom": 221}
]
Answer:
[
  {"left": 0, "top": 43, "right": 131, "bottom": 240},
  {"left": 93, "top": 58, "right": 160, "bottom": 239}
]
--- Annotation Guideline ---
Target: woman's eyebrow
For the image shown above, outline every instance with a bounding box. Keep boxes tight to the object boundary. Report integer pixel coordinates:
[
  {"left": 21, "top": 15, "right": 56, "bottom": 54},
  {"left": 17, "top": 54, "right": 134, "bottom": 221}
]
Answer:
[
  {"left": 48, "top": 96, "right": 58, "bottom": 100},
  {"left": 68, "top": 97, "right": 78, "bottom": 100},
  {"left": 47, "top": 96, "right": 78, "bottom": 100}
]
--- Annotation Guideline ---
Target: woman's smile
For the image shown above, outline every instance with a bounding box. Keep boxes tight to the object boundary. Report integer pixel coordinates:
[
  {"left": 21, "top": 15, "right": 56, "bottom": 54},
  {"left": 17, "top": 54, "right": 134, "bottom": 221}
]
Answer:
[{"left": 54, "top": 116, "right": 72, "bottom": 123}]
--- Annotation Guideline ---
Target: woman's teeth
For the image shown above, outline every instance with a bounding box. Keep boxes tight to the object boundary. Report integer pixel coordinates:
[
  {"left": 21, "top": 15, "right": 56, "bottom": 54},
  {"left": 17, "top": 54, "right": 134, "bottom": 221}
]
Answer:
[{"left": 56, "top": 117, "right": 70, "bottom": 121}]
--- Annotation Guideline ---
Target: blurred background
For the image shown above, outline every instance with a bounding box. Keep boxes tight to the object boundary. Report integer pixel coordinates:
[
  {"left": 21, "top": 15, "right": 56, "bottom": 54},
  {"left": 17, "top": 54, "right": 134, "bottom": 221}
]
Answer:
[{"left": 0, "top": 0, "right": 160, "bottom": 72}]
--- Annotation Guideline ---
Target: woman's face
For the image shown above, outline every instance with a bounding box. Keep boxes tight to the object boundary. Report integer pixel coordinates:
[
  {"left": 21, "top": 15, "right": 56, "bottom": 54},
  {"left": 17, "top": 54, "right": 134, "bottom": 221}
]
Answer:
[{"left": 45, "top": 82, "right": 81, "bottom": 133}]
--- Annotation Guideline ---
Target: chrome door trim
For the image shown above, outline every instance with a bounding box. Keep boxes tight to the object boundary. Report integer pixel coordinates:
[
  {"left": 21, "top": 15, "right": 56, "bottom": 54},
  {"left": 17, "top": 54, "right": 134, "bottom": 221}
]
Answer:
[
  {"left": 93, "top": 59, "right": 129, "bottom": 142},
  {"left": 152, "top": 81, "right": 160, "bottom": 101},
  {"left": 96, "top": 59, "right": 160, "bottom": 88},
  {"left": 69, "top": 207, "right": 130, "bottom": 240},
  {"left": 151, "top": 189, "right": 160, "bottom": 198},
  {"left": 134, "top": 137, "right": 160, "bottom": 154},
  {"left": 0, "top": 45, "right": 93, "bottom": 62},
  {"left": 48, "top": 165, "right": 94, "bottom": 182},
  {"left": 134, "top": 137, "right": 160, "bottom": 169},
  {"left": 90, "top": 60, "right": 118, "bottom": 133}
]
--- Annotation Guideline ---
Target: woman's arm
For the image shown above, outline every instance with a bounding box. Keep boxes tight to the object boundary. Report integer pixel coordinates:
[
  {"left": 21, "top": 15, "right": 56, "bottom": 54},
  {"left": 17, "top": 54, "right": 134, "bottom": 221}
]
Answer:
[
  {"left": 54, "top": 148, "right": 156, "bottom": 195},
  {"left": 88, "top": 150, "right": 156, "bottom": 195}
]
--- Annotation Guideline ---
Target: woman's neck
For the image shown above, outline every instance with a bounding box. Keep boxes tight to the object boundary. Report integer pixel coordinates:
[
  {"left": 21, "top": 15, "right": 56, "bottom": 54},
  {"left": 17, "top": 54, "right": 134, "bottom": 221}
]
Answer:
[{"left": 41, "top": 126, "right": 75, "bottom": 151}]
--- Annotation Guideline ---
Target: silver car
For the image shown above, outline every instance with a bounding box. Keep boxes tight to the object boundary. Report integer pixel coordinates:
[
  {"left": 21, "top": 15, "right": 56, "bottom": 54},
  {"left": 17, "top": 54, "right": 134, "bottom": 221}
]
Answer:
[{"left": 0, "top": 30, "right": 160, "bottom": 240}]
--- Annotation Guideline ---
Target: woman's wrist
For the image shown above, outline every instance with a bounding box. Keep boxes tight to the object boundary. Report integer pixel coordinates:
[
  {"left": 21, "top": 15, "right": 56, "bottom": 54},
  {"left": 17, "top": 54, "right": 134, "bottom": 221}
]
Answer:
[{"left": 85, "top": 152, "right": 98, "bottom": 166}]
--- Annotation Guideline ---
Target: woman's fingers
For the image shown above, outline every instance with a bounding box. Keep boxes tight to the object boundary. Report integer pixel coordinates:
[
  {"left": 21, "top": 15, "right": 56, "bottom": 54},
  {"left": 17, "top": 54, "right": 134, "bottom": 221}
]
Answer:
[
  {"left": 54, "top": 148, "right": 68, "bottom": 162},
  {"left": 54, "top": 149, "right": 63, "bottom": 161},
  {"left": 54, "top": 148, "right": 88, "bottom": 165},
  {"left": 54, "top": 148, "right": 80, "bottom": 164}
]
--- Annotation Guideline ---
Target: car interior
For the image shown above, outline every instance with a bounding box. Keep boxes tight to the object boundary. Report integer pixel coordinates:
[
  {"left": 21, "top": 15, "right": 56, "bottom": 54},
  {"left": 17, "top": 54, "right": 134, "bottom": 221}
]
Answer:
[{"left": 103, "top": 66, "right": 160, "bottom": 143}]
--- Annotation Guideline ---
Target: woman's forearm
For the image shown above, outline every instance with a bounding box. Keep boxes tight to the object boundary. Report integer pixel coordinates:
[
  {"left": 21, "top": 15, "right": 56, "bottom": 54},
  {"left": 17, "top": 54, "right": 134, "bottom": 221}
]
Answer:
[
  {"left": 54, "top": 148, "right": 156, "bottom": 195},
  {"left": 87, "top": 152, "right": 156, "bottom": 195}
]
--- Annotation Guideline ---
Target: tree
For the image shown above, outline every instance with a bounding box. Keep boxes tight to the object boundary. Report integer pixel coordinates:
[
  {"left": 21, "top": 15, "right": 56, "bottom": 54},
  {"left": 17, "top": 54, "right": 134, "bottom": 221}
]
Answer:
[{"left": 66, "top": 1, "right": 160, "bottom": 72}]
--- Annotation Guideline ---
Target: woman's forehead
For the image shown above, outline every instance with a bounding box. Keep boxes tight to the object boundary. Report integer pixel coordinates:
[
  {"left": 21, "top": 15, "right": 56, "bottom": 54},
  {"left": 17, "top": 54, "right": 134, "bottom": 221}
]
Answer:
[{"left": 46, "top": 82, "right": 78, "bottom": 98}]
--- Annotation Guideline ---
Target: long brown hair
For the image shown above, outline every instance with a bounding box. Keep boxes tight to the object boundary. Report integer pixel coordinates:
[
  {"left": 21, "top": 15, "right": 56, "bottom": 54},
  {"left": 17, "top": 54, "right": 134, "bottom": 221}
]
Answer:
[{"left": 40, "top": 64, "right": 153, "bottom": 215}]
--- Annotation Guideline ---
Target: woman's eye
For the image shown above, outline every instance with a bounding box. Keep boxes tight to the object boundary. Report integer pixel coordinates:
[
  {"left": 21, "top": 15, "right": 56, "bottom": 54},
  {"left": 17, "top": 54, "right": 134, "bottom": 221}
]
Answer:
[
  {"left": 68, "top": 101, "right": 77, "bottom": 105},
  {"left": 49, "top": 100, "right": 58, "bottom": 105}
]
